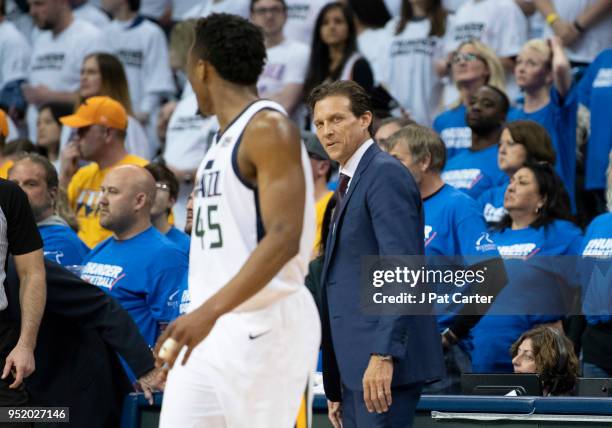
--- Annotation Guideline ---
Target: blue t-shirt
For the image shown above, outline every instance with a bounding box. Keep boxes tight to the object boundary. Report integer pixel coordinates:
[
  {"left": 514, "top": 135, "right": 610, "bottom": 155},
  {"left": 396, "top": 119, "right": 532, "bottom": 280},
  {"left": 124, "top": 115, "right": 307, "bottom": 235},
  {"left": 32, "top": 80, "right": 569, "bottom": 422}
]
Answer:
[
  {"left": 442, "top": 145, "right": 508, "bottom": 200},
  {"left": 578, "top": 49, "right": 612, "bottom": 190},
  {"left": 580, "top": 212, "right": 612, "bottom": 325},
  {"left": 424, "top": 184, "right": 501, "bottom": 337},
  {"left": 478, "top": 184, "right": 507, "bottom": 224},
  {"left": 433, "top": 104, "right": 471, "bottom": 160},
  {"left": 508, "top": 86, "right": 577, "bottom": 210},
  {"left": 166, "top": 226, "right": 190, "bottom": 254},
  {"left": 471, "top": 219, "right": 583, "bottom": 373},
  {"left": 173, "top": 270, "right": 190, "bottom": 320},
  {"left": 39, "top": 224, "right": 89, "bottom": 266},
  {"left": 81, "top": 227, "right": 188, "bottom": 347}
]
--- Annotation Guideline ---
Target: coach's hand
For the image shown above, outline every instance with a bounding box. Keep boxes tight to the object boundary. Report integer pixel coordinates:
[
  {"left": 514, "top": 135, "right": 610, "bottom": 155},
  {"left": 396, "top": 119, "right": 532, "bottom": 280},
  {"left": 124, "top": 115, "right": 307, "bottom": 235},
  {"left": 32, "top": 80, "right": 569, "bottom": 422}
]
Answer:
[
  {"left": 328, "top": 400, "right": 342, "bottom": 428},
  {"left": 154, "top": 305, "right": 219, "bottom": 369},
  {"left": 362, "top": 355, "right": 393, "bottom": 413}
]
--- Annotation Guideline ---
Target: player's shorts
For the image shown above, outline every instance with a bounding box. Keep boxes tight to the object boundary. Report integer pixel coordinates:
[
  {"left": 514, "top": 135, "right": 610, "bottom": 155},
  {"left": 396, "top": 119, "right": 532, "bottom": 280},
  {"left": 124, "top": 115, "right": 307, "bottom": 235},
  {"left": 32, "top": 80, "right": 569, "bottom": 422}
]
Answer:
[{"left": 159, "top": 287, "right": 321, "bottom": 428}]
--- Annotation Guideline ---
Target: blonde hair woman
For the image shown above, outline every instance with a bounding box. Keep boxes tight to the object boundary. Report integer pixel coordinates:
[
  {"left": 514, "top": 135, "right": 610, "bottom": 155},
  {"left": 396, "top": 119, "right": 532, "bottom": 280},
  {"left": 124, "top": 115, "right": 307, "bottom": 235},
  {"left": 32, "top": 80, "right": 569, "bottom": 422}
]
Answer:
[
  {"left": 433, "top": 39, "right": 506, "bottom": 158},
  {"left": 507, "top": 37, "right": 576, "bottom": 210}
]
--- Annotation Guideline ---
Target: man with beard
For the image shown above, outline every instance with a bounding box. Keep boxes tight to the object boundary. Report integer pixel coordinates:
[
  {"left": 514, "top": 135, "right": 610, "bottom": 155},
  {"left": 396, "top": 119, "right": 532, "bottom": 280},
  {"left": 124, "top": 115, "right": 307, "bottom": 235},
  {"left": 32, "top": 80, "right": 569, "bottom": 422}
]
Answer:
[{"left": 441, "top": 85, "right": 510, "bottom": 199}]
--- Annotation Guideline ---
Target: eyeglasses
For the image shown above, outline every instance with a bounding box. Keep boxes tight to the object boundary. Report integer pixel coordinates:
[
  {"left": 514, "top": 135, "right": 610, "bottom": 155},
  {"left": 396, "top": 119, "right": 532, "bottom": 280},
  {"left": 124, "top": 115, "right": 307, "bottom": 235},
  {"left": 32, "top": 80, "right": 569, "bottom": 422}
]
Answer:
[
  {"left": 452, "top": 52, "right": 485, "bottom": 64},
  {"left": 252, "top": 5, "right": 285, "bottom": 16},
  {"left": 156, "top": 182, "right": 170, "bottom": 192}
]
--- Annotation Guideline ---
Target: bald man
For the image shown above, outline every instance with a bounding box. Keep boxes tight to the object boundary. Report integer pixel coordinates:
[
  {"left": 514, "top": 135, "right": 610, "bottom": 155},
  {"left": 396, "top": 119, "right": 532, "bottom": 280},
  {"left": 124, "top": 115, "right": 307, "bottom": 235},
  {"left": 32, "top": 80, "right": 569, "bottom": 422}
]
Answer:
[{"left": 80, "top": 165, "right": 188, "bottom": 356}]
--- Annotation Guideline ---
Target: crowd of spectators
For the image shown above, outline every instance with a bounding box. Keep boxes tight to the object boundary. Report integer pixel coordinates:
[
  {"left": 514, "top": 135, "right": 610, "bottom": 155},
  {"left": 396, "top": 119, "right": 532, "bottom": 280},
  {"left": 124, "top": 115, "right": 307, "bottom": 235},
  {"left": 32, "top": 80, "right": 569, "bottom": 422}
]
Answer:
[{"left": 0, "top": 0, "right": 611, "bottom": 418}]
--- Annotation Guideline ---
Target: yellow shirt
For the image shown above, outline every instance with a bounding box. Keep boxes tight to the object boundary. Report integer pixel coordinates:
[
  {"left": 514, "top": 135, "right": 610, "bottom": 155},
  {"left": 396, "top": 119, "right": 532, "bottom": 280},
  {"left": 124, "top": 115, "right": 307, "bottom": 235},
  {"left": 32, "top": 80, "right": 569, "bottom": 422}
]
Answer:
[
  {"left": 0, "top": 160, "right": 14, "bottom": 179},
  {"left": 67, "top": 155, "right": 148, "bottom": 248},
  {"left": 313, "top": 191, "right": 333, "bottom": 254}
]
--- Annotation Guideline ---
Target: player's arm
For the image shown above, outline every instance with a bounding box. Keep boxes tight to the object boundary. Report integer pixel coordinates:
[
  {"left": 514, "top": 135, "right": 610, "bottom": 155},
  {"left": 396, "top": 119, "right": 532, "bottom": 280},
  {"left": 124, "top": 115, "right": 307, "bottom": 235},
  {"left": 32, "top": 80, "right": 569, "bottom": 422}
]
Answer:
[{"left": 155, "top": 111, "right": 306, "bottom": 367}]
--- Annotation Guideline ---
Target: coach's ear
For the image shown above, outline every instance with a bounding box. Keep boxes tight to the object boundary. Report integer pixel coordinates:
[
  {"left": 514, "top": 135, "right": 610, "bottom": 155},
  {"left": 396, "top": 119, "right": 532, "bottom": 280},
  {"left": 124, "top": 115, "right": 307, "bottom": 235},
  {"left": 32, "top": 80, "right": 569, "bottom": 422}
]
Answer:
[{"left": 359, "top": 111, "right": 373, "bottom": 134}]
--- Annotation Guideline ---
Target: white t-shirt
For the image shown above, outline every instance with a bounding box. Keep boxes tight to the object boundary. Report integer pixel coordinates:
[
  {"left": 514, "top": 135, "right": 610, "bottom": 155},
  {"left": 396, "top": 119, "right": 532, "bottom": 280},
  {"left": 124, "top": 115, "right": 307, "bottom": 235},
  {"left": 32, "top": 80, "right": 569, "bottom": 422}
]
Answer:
[
  {"left": 99, "top": 17, "right": 174, "bottom": 116},
  {"left": 27, "top": 19, "right": 101, "bottom": 140},
  {"left": 380, "top": 18, "right": 445, "bottom": 126},
  {"left": 163, "top": 84, "right": 218, "bottom": 231},
  {"left": 541, "top": 0, "right": 612, "bottom": 63},
  {"left": 383, "top": 0, "right": 402, "bottom": 17},
  {"left": 444, "top": 0, "right": 528, "bottom": 57},
  {"left": 357, "top": 27, "right": 392, "bottom": 85},
  {"left": 28, "top": 19, "right": 101, "bottom": 90},
  {"left": 443, "top": 0, "right": 469, "bottom": 13},
  {"left": 59, "top": 115, "right": 153, "bottom": 159},
  {"left": 283, "top": 0, "right": 329, "bottom": 45},
  {"left": 257, "top": 38, "right": 309, "bottom": 97},
  {"left": 4, "top": 0, "right": 35, "bottom": 42},
  {"left": 72, "top": 3, "right": 110, "bottom": 28},
  {"left": 163, "top": 85, "right": 219, "bottom": 172},
  {"left": 0, "top": 20, "right": 30, "bottom": 88},
  {"left": 139, "top": 0, "right": 169, "bottom": 19},
  {"left": 183, "top": 0, "right": 250, "bottom": 19},
  {"left": 171, "top": 0, "right": 201, "bottom": 20}
]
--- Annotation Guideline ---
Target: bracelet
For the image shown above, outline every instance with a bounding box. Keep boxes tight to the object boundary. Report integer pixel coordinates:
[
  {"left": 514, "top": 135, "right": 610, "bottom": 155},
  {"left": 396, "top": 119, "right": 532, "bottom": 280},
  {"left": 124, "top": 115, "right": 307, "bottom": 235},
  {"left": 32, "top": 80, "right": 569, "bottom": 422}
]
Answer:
[
  {"left": 573, "top": 19, "right": 585, "bottom": 33},
  {"left": 546, "top": 12, "right": 560, "bottom": 26}
]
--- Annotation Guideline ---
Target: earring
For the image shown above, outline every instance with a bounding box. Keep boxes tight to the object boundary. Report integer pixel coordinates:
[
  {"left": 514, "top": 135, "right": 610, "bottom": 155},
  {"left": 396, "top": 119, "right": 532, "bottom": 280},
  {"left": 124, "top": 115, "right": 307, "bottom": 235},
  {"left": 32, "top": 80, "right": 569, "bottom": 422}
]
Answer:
[{"left": 535, "top": 206, "right": 541, "bottom": 214}]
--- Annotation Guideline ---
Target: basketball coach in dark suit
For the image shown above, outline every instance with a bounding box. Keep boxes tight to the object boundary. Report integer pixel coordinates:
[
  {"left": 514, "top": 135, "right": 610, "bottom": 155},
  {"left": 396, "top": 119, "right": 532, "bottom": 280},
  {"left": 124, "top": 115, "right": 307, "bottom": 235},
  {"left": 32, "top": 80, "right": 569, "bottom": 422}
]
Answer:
[{"left": 309, "top": 80, "right": 445, "bottom": 428}]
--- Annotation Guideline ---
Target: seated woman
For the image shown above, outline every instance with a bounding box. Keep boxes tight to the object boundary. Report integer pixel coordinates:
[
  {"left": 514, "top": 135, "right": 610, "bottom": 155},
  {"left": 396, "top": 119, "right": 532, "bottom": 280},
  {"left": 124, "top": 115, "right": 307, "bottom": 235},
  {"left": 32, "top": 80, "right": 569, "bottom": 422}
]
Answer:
[
  {"left": 511, "top": 326, "right": 579, "bottom": 396},
  {"left": 478, "top": 120, "right": 556, "bottom": 224},
  {"left": 471, "top": 162, "right": 583, "bottom": 373}
]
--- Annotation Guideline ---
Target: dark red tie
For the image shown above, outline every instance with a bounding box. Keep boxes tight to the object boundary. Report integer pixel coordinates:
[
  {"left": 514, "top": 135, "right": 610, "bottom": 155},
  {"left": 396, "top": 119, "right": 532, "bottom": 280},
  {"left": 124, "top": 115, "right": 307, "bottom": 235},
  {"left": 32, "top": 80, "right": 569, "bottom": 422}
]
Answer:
[
  {"left": 331, "top": 173, "right": 351, "bottom": 227},
  {"left": 336, "top": 173, "right": 350, "bottom": 204}
]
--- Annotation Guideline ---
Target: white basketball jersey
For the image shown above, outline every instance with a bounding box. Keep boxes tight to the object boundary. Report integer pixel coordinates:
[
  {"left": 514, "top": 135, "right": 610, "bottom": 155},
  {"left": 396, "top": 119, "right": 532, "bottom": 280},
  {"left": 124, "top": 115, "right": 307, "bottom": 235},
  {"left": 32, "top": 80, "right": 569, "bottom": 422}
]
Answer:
[{"left": 188, "top": 100, "right": 316, "bottom": 312}]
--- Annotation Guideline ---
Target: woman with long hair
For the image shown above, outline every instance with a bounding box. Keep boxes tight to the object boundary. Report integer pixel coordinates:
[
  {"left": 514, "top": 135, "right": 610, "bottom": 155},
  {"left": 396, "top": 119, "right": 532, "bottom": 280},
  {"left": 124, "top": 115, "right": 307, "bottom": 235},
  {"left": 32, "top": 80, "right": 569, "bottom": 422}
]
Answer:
[
  {"left": 303, "top": 2, "right": 374, "bottom": 103},
  {"left": 433, "top": 39, "right": 506, "bottom": 159},
  {"left": 37, "top": 102, "right": 73, "bottom": 170},
  {"left": 60, "top": 53, "right": 152, "bottom": 160},
  {"left": 471, "top": 163, "right": 583, "bottom": 373},
  {"left": 380, "top": 0, "right": 449, "bottom": 126},
  {"left": 478, "top": 120, "right": 557, "bottom": 224},
  {"left": 511, "top": 326, "right": 579, "bottom": 396}
]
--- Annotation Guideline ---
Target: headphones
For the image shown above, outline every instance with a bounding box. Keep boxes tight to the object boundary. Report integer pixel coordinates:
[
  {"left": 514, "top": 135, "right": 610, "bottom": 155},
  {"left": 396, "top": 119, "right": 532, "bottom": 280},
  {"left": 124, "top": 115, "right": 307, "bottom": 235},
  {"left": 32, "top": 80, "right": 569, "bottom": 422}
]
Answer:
[
  {"left": 548, "top": 327, "right": 569, "bottom": 374},
  {"left": 547, "top": 327, "right": 569, "bottom": 394}
]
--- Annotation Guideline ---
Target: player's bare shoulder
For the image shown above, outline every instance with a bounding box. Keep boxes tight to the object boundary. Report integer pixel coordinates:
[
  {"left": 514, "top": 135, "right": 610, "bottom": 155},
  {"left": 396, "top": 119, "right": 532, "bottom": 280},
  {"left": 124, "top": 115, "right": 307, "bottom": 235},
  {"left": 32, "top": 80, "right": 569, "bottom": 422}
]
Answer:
[{"left": 238, "top": 109, "right": 302, "bottom": 181}]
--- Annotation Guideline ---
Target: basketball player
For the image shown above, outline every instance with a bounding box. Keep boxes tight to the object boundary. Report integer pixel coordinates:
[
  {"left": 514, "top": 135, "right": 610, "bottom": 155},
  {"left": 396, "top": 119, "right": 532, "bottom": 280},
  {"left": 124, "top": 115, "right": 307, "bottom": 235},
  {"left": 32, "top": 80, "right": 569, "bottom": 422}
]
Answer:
[{"left": 155, "top": 13, "right": 320, "bottom": 427}]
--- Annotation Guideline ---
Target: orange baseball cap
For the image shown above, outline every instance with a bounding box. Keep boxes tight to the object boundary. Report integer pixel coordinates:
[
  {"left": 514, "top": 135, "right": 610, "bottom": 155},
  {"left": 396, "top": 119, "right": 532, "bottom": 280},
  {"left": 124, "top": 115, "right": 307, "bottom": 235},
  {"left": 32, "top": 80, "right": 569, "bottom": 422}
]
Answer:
[
  {"left": 60, "top": 96, "right": 128, "bottom": 130},
  {"left": 0, "top": 109, "right": 8, "bottom": 138}
]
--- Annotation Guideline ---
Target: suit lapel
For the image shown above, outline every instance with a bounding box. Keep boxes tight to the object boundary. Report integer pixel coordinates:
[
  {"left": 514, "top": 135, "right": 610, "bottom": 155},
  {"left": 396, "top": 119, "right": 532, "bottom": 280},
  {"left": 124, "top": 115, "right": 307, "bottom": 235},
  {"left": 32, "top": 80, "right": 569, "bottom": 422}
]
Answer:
[{"left": 321, "top": 144, "right": 381, "bottom": 286}]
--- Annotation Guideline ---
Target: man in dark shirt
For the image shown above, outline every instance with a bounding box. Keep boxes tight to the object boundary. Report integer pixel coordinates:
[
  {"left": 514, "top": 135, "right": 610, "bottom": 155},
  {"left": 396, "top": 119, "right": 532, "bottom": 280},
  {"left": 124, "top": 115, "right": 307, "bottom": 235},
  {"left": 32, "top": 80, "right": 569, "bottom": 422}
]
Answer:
[{"left": 0, "top": 179, "right": 46, "bottom": 406}]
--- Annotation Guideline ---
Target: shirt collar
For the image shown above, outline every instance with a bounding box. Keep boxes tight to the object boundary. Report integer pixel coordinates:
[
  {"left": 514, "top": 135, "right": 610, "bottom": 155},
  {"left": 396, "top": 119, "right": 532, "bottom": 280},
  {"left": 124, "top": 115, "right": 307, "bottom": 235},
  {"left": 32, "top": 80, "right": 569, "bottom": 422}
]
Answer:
[{"left": 339, "top": 138, "right": 374, "bottom": 179}]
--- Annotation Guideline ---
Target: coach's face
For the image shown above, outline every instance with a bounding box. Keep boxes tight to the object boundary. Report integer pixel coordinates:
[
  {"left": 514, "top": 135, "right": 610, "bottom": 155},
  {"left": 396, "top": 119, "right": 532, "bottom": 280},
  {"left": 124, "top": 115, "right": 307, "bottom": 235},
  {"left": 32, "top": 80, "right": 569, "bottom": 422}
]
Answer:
[{"left": 313, "top": 95, "right": 371, "bottom": 167}]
